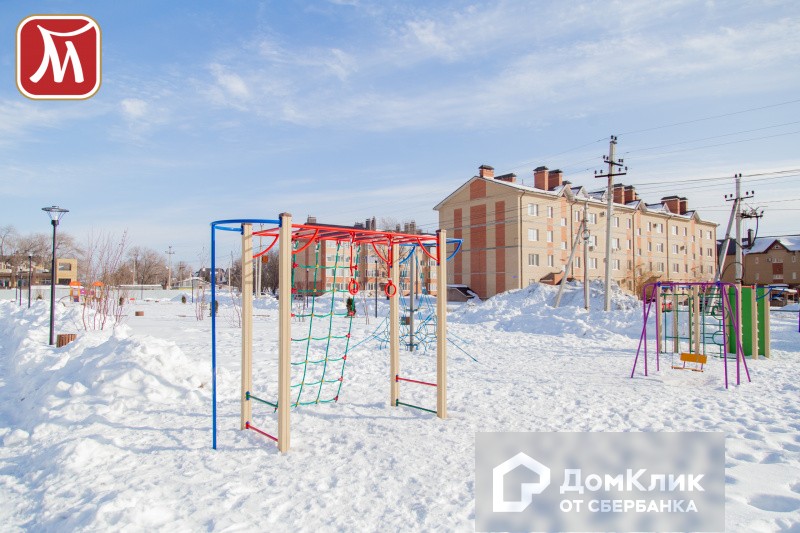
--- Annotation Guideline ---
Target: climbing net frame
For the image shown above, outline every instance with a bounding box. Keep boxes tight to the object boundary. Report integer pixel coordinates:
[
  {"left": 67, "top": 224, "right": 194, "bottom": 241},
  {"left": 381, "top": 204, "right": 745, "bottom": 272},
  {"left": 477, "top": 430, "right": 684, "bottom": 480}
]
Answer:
[{"left": 210, "top": 213, "right": 457, "bottom": 452}]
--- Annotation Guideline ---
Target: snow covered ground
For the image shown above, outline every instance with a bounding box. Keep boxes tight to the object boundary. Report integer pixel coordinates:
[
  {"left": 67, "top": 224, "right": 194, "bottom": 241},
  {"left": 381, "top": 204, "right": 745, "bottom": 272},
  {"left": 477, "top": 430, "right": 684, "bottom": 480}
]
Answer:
[{"left": 1, "top": 283, "right": 798, "bottom": 532}]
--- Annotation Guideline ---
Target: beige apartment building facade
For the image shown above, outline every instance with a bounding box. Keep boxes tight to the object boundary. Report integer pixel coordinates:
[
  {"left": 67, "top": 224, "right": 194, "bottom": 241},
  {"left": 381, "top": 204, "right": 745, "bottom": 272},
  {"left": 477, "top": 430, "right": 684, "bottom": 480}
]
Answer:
[{"left": 434, "top": 165, "right": 719, "bottom": 299}]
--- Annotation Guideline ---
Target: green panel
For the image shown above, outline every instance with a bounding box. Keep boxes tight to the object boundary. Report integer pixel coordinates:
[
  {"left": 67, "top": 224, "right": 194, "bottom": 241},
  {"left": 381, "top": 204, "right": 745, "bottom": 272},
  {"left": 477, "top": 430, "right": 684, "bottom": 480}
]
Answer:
[
  {"left": 756, "top": 286, "right": 769, "bottom": 355},
  {"left": 727, "top": 287, "right": 754, "bottom": 357}
]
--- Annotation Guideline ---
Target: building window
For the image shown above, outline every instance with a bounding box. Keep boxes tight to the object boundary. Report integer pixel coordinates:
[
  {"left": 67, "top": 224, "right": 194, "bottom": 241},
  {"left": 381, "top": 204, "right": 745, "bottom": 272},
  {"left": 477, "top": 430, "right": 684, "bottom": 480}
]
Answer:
[
  {"left": 589, "top": 235, "right": 598, "bottom": 246},
  {"left": 656, "top": 223, "right": 663, "bottom": 234},
  {"left": 707, "top": 231, "right": 712, "bottom": 239},
  {"left": 683, "top": 227, "right": 688, "bottom": 236},
  {"left": 613, "top": 216, "right": 619, "bottom": 228},
  {"left": 658, "top": 262, "right": 665, "bottom": 272},
  {"left": 546, "top": 231, "right": 553, "bottom": 243},
  {"left": 528, "top": 229, "right": 539, "bottom": 241},
  {"left": 528, "top": 204, "right": 539, "bottom": 216},
  {"left": 627, "top": 219, "right": 632, "bottom": 229},
  {"left": 637, "top": 228, "right": 642, "bottom": 236},
  {"left": 612, "top": 238, "right": 619, "bottom": 250},
  {"left": 648, "top": 242, "right": 652, "bottom": 252},
  {"left": 672, "top": 244, "right": 679, "bottom": 254},
  {"left": 590, "top": 258, "right": 598, "bottom": 269},
  {"left": 707, "top": 248, "right": 712, "bottom": 256},
  {"left": 793, "top": 272, "right": 797, "bottom": 280},
  {"left": 589, "top": 213, "right": 597, "bottom": 224},
  {"left": 672, "top": 226, "right": 678, "bottom": 235},
  {"left": 547, "top": 206, "right": 554, "bottom": 218},
  {"left": 560, "top": 217, "right": 567, "bottom": 227},
  {"left": 575, "top": 211, "right": 581, "bottom": 222},
  {"left": 755, "top": 257, "right": 759, "bottom": 264},
  {"left": 627, "top": 239, "right": 632, "bottom": 249},
  {"left": 612, "top": 259, "right": 620, "bottom": 270},
  {"left": 656, "top": 243, "right": 664, "bottom": 253},
  {"left": 528, "top": 253, "right": 539, "bottom": 266},
  {"left": 575, "top": 257, "right": 581, "bottom": 268},
  {"left": 560, "top": 242, "right": 567, "bottom": 250},
  {"left": 673, "top": 263, "right": 680, "bottom": 273},
  {"left": 547, "top": 255, "right": 554, "bottom": 267}
]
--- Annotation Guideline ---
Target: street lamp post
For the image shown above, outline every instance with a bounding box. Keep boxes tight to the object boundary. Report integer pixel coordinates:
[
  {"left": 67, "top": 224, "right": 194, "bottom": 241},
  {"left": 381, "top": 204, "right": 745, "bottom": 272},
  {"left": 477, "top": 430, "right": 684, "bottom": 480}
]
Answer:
[
  {"left": 28, "top": 254, "right": 32, "bottom": 308},
  {"left": 42, "top": 206, "right": 68, "bottom": 346}
]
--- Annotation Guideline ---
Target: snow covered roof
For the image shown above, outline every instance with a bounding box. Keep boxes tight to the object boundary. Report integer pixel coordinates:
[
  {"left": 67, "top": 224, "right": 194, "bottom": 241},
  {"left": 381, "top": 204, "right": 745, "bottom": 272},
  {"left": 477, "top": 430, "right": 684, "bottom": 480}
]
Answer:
[{"left": 745, "top": 235, "right": 800, "bottom": 254}]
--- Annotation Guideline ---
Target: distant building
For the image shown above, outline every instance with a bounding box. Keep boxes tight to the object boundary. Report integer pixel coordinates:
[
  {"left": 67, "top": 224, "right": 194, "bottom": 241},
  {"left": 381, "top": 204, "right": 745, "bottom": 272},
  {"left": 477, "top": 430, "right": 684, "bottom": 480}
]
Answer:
[
  {"left": 434, "top": 165, "right": 719, "bottom": 299},
  {"left": 720, "top": 235, "right": 800, "bottom": 289},
  {"left": 0, "top": 257, "right": 77, "bottom": 288}
]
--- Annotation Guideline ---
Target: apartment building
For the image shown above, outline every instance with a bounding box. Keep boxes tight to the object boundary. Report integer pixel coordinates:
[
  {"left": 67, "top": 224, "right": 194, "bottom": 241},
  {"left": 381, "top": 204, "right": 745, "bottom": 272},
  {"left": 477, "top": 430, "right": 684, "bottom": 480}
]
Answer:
[
  {"left": 293, "top": 217, "right": 439, "bottom": 298},
  {"left": 433, "top": 165, "right": 718, "bottom": 299},
  {"left": 720, "top": 235, "right": 800, "bottom": 288},
  {"left": 0, "top": 257, "right": 77, "bottom": 288}
]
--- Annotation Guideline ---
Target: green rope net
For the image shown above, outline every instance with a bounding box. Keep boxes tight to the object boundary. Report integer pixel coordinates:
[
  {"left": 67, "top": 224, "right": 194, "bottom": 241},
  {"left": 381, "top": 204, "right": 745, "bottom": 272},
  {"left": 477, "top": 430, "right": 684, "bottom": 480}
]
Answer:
[{"left": 289, "top": 239, "right": 358, "bottom": 407}]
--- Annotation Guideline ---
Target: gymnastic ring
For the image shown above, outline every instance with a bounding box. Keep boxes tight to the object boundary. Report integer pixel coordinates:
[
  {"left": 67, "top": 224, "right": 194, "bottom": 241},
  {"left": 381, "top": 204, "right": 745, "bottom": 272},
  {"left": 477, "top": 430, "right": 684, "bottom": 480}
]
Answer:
[
  {"left": 384, "top": 280, "right": 397, "bottom": 298},
  {"left": 348, "top": 278, "right": 359, "bottom": 295}
]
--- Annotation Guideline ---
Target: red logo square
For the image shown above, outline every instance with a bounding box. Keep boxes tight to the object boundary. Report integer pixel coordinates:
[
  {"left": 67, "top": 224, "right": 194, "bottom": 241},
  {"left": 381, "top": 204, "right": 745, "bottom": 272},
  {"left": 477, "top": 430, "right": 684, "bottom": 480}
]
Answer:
[{"left": 16, "top": 15, "right": 101, "bottom": 100}]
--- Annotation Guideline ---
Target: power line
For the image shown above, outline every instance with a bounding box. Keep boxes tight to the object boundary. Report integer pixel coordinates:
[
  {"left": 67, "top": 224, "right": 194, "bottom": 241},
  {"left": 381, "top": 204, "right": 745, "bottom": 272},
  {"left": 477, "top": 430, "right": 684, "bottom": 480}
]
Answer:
[{"left": 617, "top": 98, "right": 800, "bottom": 136}]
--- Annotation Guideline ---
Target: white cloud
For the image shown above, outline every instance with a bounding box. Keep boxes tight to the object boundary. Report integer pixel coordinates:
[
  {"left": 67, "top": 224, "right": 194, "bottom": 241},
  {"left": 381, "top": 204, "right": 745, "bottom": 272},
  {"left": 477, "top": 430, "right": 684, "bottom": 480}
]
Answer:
[
  {"left": 120, "top": 98, "right": 149, "bottom": 120},
  {"left": 209, "top": 63, "right": 251, "bottom": 100}
]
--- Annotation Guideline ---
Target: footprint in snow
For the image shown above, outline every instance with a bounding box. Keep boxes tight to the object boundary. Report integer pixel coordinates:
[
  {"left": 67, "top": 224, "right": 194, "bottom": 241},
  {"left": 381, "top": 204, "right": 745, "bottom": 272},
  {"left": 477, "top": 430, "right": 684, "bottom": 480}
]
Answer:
[{"left": 748, "top": 494, "right": 800, "bottom": 513}]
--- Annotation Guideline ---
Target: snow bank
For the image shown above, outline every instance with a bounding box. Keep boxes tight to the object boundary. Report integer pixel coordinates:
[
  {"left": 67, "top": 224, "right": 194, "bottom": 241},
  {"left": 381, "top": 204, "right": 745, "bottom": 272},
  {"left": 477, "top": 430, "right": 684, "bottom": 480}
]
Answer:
[{"left": 451, "top": 281, "right": 643, "bottom": 341}]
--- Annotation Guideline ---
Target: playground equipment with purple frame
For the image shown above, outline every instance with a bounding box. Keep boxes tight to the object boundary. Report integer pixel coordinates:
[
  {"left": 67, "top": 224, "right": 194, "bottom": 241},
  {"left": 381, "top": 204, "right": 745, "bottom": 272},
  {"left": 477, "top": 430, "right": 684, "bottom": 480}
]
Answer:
[{"left": 630, "top": 281, "right": 752, "bottom": 389}]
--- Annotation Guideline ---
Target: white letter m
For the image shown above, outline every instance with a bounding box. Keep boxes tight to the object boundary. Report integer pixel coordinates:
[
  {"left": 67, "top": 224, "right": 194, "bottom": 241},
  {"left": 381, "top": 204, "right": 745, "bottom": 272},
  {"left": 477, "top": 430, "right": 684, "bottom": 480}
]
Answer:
[{"left": 29, "top": 23, "right": 93, "bottom": 84}]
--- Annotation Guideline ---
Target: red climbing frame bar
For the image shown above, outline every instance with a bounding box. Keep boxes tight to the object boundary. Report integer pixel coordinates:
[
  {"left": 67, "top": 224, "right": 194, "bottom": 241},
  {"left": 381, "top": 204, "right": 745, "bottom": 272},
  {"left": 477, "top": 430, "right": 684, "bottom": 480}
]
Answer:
[
  {"left": 245, "top": 421, "right": 278, "bottom": 442},
  {"left": 396, "top": 375, "right": 437, "bottom": 387},
  {"left": 254, "top": 222, "right": 440, "bottom": 267}
]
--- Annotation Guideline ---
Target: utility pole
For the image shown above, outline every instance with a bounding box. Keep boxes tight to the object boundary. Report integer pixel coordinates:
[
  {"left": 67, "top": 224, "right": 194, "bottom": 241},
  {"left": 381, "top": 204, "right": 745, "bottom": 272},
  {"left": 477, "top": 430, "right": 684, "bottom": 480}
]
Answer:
[
  {"left": 718, "top": 174, "right": 754, "bottom": 282},
  {"left": 583, "top": 201, "right": 590, "bottom": 310},
  {"left": 165, "top": 245, "right": 175, "bottom": 290},
  {"left": 594, "top": 136, "right": 627, "bottom": 311}
]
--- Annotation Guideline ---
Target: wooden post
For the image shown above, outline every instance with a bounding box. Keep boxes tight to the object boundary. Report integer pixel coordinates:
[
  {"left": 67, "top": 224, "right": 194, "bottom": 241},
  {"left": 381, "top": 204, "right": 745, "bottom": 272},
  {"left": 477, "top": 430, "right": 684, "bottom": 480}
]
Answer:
[
  {"left": 672, "top": 291, "right": 679, "bottom": 353},
  {"left": 436, "top": 230, "right": 447, "bottom": 419},
  {"left": 241, "top": 223, "right": 253, "bottom": 430},
  {"left": 764, "top": 295, "right": 771, "bottom": 358},
  {"left": 748, "top": 287, "right": 758, "bottom": 359},
  {"left": 389, "top": 242, "right": 400, "bottom": 408},
  {"left": 278, "top": 213, "right": 292, "bottom": 452},
  {"left": 655, "top": 286, "right": 662, "bottom": 355},
  {"left": 735, "top": 282, "right": 743, "bottom": 362},
  {"left": 692, "top": 286, "right": 700, "bottom": 354}
]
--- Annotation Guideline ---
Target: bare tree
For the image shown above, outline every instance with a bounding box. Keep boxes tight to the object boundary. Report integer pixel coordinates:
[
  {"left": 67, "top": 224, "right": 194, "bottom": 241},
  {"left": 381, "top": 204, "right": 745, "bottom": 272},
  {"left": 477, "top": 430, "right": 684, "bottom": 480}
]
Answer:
[
  {"left": 0, "top": 225, "right": 18, "bottom": 259},
  {"left": 128, "top": 246, "right": 168, "bottom": 286},
  {"left": 80, "top": 230, "right": 129, "bottom": 330},
  {"left": 627, "top": 261, "right": 661, "bottom": 300},
  {"left": 260, "top": 249, "right": 279, "bottom": 294}
]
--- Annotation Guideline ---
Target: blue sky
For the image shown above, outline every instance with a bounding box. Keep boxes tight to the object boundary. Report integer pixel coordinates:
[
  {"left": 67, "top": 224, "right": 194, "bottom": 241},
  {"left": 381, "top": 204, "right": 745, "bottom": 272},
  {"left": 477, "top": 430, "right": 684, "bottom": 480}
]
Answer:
[{"left": 3, "top": 0, "right": 799, "bottom": 266}]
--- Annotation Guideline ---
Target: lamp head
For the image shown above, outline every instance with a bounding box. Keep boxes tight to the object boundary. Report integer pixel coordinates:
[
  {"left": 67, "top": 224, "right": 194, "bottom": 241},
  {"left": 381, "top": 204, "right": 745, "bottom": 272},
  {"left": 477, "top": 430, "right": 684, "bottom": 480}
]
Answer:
[{"left": 42, "top": 206, "right": 69, "bottom": 223}]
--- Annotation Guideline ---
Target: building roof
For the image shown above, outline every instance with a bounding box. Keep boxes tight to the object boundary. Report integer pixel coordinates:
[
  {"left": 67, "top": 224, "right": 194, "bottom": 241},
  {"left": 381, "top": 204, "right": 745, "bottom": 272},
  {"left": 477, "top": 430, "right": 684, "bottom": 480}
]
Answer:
[
  {"left": 746, "top": 235, "right": 800, "bottom": 254},
  {"left": 434, "top": 171, "right": 714, "bottom": 225},
  {"left": 719, "top": 235, "right": 800, "bottom": 256}
]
